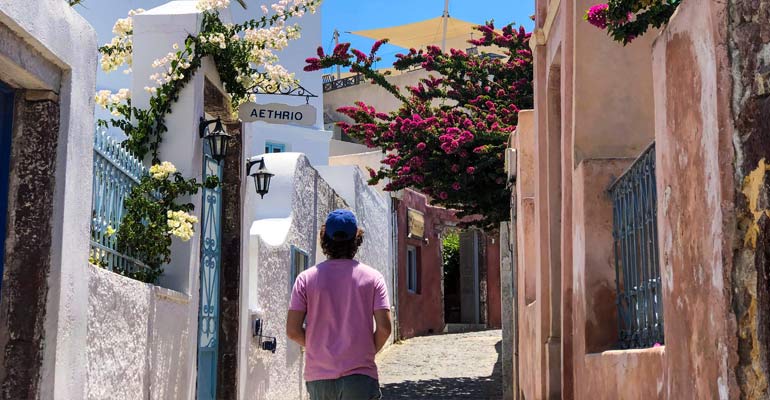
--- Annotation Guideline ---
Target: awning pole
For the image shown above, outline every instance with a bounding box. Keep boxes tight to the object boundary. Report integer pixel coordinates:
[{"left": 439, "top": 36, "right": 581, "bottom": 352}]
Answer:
[
  {"left": 333, "top": 29, "right": 341, "bottom": 79},
  {"left": 441, "top": 0, "right": 449, "bottom": 52}
]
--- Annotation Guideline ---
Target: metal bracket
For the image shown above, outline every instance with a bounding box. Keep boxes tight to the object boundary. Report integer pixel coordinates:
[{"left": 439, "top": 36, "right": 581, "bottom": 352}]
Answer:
[
  {"left": 247, "top": 73, "right": 318, "bottom": 105},
  {"left": 246, "top": 156, "right": 266, "bottom": 176},
  {"left": 199, "top": 117, "right": 220, "bottom": 138},
  {"left": 253, "top": 318, "right": 277, "bottom": 354}
]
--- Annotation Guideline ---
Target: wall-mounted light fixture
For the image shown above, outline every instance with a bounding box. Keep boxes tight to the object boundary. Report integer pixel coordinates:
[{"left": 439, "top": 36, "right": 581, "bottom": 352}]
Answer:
[
  {"left": 199, "top": 117, "right": 232, "bottom": 163},
  {"left": 246, "top": 156, "right": 274, "bottom": 198},
  {"left": 253, "top": 319, "right": 277, "bottom": 353}
]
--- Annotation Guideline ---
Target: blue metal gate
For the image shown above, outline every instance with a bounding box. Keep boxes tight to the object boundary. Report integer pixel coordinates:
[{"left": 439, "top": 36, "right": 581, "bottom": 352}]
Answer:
[
  {"left": 0, "top": 82, "right": 14, "bottom": 293},
  {"left": 196, "top": 151, "right": 223, "bottom": 400}
]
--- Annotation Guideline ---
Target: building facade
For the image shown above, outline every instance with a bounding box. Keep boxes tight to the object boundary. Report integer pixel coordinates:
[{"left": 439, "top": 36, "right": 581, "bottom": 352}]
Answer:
[
  {"left": 508, "top": 0, "right": 770, "bottom": 398},
  {"left": 395, "top": 189, "right": 501, "bottom": 340},
  {"left": 0, "top": 1, "right": 97, "bottom": 398}
]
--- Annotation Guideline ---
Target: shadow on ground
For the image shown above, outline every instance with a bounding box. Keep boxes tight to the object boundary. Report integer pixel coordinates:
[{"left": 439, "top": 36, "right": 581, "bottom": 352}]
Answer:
[{"left": 380, "top": 340, "right": 503, "bottom": 400}]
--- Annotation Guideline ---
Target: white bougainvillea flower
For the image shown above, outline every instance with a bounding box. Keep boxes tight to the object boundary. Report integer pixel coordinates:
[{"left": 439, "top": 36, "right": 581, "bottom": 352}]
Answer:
[
  {"left": 167, "top": 210, "right": 199, "bottom": 241},
  {"left": 196, "top": 0, "right": 230, "bottom": 12},
  {"left": 149, "top": 161, "right": 177, "bottom": 180}
]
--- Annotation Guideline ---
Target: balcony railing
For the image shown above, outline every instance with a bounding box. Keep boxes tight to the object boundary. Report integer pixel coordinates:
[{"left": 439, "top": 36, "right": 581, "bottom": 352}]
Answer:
[
  {"left": 609, "top": 143, "right": 664, "bottom": 349},
  {"left": 322, "top": 74, "right": 364, "bottom": 92},
  {"left": 90, "top": 129, "right": 151, "bottom": 274}
]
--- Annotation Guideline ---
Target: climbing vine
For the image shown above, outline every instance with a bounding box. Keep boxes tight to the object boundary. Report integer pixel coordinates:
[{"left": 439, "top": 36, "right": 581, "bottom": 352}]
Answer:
[
  {"left": 93, "top": 0, "right": 320, "bottom": 282},
  {"left": 584, "top": 0, "right": 680, "bottom": 44}
]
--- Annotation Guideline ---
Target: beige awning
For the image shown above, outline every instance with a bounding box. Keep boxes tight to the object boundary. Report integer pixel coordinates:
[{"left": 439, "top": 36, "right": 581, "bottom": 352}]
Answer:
[{"left": 352, "top": 16, "right": 506, "bottom": 56}]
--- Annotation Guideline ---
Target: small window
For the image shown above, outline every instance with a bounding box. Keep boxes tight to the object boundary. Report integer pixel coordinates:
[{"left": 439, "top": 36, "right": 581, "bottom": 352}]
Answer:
[
  {"left": 291, "top": 246, "right": 309, "bottom": 285},
  {"left": 265, "top": 142, "right": 286, "bottom": 154},
  {"left": 407, "top": 245, "right": 419, "bottom": 294}
]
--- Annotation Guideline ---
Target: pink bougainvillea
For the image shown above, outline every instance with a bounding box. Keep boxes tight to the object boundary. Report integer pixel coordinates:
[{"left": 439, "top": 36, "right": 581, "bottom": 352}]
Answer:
[
  {"left": 583, "top": 0, "right": 680, "bottom": 45},
  {"left": 585, "top": 3, "right": 610, "bottom": 29},
  {"left": 306, "top": 22, "right": 533, "bottom": 229}
]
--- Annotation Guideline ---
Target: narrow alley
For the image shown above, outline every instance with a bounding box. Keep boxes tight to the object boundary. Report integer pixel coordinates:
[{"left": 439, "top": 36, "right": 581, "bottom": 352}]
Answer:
[{"left": 378, "top": 330, "right": 503, "bottom": 400}]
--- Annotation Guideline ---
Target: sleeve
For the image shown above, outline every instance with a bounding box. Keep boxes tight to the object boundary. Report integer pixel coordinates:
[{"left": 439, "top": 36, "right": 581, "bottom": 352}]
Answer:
[
  {"left": 289, "top": 274, "right": 307, "bottom": 312},
  {"left": 372, "top": 274, "right": 391, "bottom": 311}
]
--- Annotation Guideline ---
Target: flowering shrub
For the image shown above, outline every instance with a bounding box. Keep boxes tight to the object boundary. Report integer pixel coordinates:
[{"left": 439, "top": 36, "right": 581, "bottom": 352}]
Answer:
[
  {"left": 116, "top": 161, "right": 219, "bottom": 283},
  {"left": 306, "top": 22, "right": 532, "bottom": 229},
  {"left": 93, "top": 0, "right": 319, "bottom": 282},
  {"left": 98, "top": 0, "right": 319, "bottom": 161},
  {"left": 584, "top": 0, "right": 680, "bottom": 44}
]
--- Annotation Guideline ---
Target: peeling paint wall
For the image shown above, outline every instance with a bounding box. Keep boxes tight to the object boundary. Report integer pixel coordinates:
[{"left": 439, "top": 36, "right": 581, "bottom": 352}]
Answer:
[{"left": 651, "top": 0, "right": 741, "bottom": 398}]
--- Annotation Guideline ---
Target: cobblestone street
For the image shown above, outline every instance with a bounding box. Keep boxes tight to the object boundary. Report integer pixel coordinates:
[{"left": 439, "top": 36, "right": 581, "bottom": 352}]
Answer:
[{"left": 377, "top": 330, "right": 503, "bottom": 400}]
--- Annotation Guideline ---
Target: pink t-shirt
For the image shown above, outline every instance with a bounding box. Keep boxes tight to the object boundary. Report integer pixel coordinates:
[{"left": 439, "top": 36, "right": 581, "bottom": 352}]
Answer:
[{"left": 289, "top": 259, "right": 391, "bottom": 382}]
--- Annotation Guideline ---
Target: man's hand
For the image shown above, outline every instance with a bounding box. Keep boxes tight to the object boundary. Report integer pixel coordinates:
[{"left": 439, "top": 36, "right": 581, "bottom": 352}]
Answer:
[
  {"left": 373, "top": 309, "right": 392, "bottom": 353},
  {"left": 286, "top": 310, "right": 306, "bottom": 347}
]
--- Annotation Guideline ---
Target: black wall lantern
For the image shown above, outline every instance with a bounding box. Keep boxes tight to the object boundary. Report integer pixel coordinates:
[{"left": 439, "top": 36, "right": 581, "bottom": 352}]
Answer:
[
  {"left": 199, "top": 117, "right": 232, "bottom": 163},
  {"left": 246, "top": 157, "right": 274, "bottom": 198}
]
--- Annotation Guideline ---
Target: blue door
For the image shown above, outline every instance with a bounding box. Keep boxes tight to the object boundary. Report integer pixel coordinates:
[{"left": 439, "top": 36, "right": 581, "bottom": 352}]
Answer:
[
  {"left": 196, "top": 151, "right": 223, "bottom": 400},
  {"left": 0, "top": 82, "right": 14, "bottom": 293}
]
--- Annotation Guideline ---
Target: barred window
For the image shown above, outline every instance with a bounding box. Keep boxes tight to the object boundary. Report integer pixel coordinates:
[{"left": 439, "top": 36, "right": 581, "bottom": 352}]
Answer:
[{"left": 609, "top": 143, "right": 664, "bottom": 349}]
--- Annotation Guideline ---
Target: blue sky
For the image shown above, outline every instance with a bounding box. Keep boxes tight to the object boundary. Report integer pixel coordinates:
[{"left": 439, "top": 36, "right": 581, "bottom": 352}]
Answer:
[
  {"left": 76, "top": 0, "right": 533, "bottom": 94},
  {"left": 320, "top": 0, "right": 535, "bottom": 70}
]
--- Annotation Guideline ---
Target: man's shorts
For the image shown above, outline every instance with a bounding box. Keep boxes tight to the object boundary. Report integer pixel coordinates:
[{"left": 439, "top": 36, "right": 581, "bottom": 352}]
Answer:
[{"left": 306, "top": 374, "right": 383, "bottom": 400}]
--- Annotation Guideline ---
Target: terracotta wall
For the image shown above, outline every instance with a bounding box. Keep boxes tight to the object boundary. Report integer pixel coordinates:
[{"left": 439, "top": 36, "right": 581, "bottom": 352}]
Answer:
[
  {"left": 512, "top": 0, "right": 770, "bottom": 398},
  {"left": 486, "top": 236, "right": 502, "bottom": 329},
  {"left": 571, "top": 159, "right": 667, "bottom": 400},
  {"left": 396, "top": 189, "right": 453, "bottom": 339},
  {"left": 396, "top": 189, "right": 502, "bottom": 339},
  {"left": 652, "top": 0, "right": 741, "bottom": 397}
]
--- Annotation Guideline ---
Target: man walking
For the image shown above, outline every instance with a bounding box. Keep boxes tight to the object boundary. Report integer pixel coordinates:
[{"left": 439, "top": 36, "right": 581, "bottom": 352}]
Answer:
[{"left": 287, "top": 209, "right": 392, "bottom": 400}]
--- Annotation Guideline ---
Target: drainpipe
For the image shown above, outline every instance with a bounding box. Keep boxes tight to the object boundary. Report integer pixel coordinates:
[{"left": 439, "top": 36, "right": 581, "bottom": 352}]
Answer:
[
  {"left": 391, "top": 196, "right": 399, "bottom": 341},
  {"left": 510, "top": 184, "right": 520, "bottom": 400}
]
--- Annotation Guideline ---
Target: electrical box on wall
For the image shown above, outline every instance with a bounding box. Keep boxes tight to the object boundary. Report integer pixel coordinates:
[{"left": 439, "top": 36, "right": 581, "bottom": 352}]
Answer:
[{"left": 505, "top": 148, "right": 517, "bottom": 181}]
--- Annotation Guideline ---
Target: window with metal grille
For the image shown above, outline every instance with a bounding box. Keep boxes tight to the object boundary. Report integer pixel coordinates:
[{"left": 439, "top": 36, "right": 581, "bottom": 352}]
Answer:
[{"left": 609, "top": 143, "right": 664, "bottom": 349}]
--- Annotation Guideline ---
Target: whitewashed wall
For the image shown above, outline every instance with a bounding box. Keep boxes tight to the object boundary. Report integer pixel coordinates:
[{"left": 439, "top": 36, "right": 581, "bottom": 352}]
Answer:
[
  {"left": 126, "top": 3, "right": 230, "bottom": 399},
  {"left": 86, "top": 265, "right": 194, "bottom": 400},
  {"left": 0, "top": 0, "right": 97, "bottom": 398},
  {"left": 316, "top": 165, "right": 393, "bottom": 308},
  {"left": 244, "top": 0, "right": 334, "bottom": 167},
  {"left": 246, "top": 122, "right": 332, "bottom": 167},
  {"left": 237, "top": 154, "right": 392, "bottom": 400}
]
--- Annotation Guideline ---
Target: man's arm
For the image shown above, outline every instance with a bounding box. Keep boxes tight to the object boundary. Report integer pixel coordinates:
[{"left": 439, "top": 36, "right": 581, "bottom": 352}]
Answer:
[
  {"left": 286, "top": 310, "right": 306, "bottom": 347},
  {"left": 373, "top": 309, "right": 392, "bottom": 353}
]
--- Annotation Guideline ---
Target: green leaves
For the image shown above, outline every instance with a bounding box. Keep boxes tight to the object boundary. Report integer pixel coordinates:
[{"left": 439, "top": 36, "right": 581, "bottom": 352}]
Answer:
[
  {"left": 590, "top": 0, "right": 680, "bottom": 45},
  {"left": 114, "top": 169, "right": 211, "bottom": 283}
]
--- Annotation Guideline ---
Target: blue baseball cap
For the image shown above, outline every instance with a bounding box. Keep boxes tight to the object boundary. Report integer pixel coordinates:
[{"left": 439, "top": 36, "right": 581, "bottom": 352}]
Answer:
[{"left": 325, "top": 209, "right": 358, "bottom": 241}]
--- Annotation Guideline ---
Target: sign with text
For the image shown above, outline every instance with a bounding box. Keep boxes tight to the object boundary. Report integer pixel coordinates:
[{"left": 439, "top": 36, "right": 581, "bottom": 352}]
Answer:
[
  {"left": 238, "top": 102, "right": 317, "bottom": 127},
  {"left": 407, "top": 208, "right": 425, "bottom": 239}
]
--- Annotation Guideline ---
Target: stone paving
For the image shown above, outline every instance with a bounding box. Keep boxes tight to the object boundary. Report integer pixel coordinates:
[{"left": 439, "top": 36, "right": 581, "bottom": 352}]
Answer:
[{"left": 377, "top": 330, "right": 503, "bottom": 400}]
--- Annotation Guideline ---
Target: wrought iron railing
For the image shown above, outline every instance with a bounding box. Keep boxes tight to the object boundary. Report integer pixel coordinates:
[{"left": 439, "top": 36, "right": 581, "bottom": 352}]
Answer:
[
  {"left": 609, "top": 143, "right": 664, "bottom": 349},
  {"left": 90, "top": 129, "right": 150, "bottom": 273},
  {"left": 322, "top": 74, "right": 364, "bottom": 92}
]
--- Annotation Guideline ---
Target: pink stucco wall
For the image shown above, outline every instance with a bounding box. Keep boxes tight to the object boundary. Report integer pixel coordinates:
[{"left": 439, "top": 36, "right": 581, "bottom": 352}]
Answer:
[
  {"left": 512, "top": 0, "right": 759, "bottom": 397},
  {"left": 396, "top": 189, "right": 502, "bottom": 339},
  {"left": 396, "top": 190, "right": 454, "bottom": 339},
  {"left": 652, "top": 0, "right": 739, "bottom": 397}
]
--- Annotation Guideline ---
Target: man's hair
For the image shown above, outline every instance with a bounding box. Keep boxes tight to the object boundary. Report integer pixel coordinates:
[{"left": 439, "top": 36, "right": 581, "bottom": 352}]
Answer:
[{"left": 320, "top": 225, "right": 364, "bottom": 259}]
